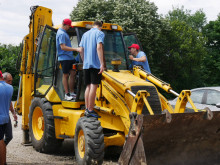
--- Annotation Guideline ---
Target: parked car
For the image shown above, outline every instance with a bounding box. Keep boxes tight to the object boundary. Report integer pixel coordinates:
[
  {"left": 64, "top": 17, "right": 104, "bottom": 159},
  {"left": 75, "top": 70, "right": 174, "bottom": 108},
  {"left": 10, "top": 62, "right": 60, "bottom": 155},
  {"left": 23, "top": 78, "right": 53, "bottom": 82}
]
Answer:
[{"left": 169, "top": 87, "right": 220, "bottom": 111}]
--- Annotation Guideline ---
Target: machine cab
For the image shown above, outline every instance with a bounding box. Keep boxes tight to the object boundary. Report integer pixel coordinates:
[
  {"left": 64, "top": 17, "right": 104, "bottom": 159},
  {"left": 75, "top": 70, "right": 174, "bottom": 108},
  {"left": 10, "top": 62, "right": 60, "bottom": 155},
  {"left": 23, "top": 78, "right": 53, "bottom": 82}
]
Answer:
[{"left": 33, "top": 21, "right": 136, "bottom": 104}]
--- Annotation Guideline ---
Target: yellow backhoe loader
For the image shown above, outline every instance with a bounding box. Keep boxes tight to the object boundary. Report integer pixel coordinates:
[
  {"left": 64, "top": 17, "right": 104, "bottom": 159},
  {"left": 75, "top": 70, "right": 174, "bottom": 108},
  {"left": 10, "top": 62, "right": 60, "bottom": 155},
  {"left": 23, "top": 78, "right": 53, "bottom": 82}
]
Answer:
[{"left": 15, "top": 6, "right": 220, "bottom": 165}]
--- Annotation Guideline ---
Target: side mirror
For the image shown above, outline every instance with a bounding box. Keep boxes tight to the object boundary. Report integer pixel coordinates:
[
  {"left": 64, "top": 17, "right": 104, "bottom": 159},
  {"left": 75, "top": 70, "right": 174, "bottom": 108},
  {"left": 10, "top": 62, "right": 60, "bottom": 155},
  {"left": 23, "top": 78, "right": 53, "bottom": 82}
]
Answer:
[{"left": 216, "top": 103, "right": 220, "bottom": 108}]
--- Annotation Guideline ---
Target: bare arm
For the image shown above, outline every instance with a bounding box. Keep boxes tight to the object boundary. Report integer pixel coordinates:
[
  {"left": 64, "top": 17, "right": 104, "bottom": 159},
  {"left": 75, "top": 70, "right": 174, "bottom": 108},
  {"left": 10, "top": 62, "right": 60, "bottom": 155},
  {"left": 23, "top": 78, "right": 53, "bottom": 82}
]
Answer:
[
  {"left": 78, "top": 47, "right": 84, "bottom": 61},
  {"left": 60, "top": 44, "right": 79, "bottom": 52},
  {"left": 97, "top": 43, "right": 104, "bottom": 74},
  {"left": 129, "top": 55, "right": 146, "bottom": 62},
  {"left": 10, "top": 102, "right": 17, "bottom": 121}
]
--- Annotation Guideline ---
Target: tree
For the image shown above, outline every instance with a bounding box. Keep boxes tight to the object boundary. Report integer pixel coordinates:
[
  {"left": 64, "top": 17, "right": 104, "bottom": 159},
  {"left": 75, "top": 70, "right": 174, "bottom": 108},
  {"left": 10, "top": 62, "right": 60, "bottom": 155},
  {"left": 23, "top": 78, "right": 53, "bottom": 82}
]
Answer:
[
  {"left": 70, "top": 0, "right": 164, "bottom": 70},
  {"left": 0, "top": 44, "right": 20, "bottom": 100},
  {"left": 154, "top": 7, "right": 207, "bottom": 92},
  {"left": 202, "top": 15, "right": 220, "bottom": 86},
  {"left": 110, "top": 0, "right": 162, "bottom": 59},
  {"left": 70, "top": 0, "right": 115, "bottom": 22},
  {"left": 166, "top": 6, "right": 207, "bottom": 32},
  {"left": 159, "top": 20, "right": 207, "bottom": 91}
]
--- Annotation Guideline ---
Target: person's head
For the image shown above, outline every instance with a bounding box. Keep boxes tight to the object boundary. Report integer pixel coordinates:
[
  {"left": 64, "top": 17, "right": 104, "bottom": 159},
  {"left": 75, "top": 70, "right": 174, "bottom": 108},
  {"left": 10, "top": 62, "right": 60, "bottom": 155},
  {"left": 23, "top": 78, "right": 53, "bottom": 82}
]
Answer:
[
  {"left": 62, "top": 18, "right": 73, "bottom": 30},
  {"left": 93, "top": 21, "right": 103, "bottom": 30},
  {"left": 128, "top": 44, "right": 140, "bottom": 55},
  {"left": 3, "top": 72, "right": 13, "bottom": 85},
  {"left": 0, "top": 70, "right": 3, "bottom": 81}
]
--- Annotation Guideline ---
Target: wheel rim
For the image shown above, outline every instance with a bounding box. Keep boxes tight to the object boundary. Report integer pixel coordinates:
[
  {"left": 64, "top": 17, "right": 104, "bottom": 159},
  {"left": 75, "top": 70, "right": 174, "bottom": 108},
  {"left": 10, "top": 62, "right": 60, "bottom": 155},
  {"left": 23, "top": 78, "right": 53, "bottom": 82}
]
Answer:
[
  {"left": 32, "top": 106, "right": 44, "bottom": 140},
  {"left": 78, "top": 129, "right": 85, "bottom": 158}
]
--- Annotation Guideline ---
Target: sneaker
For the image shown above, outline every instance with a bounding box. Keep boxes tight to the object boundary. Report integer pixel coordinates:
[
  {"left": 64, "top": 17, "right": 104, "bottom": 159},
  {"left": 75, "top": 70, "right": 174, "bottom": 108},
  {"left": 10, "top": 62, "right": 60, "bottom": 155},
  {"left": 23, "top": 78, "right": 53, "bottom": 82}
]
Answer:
[
  {"left": 84, "top": 109, "right": 100, "bottom": 118},
  {"left": 65, "top": 93, "right": 74, "bottom": 101},
  {"left": 70, "top": 92, "right": 76, "bottom": 97}
]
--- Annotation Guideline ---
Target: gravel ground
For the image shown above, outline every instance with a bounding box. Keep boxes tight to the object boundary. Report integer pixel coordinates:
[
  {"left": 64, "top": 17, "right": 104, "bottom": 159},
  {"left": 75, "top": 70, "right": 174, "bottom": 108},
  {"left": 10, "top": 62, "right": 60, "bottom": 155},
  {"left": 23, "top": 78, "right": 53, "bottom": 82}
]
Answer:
[{"left": 6, "top": 108, "right": 119, "bottom": 165}]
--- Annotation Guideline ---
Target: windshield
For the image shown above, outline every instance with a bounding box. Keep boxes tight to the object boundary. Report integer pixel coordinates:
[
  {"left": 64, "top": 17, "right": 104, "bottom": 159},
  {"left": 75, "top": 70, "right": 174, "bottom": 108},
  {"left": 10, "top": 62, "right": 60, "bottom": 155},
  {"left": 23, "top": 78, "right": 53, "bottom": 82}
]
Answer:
[{"left": 78, "top": 28, "right": 127, "bottom": 70}]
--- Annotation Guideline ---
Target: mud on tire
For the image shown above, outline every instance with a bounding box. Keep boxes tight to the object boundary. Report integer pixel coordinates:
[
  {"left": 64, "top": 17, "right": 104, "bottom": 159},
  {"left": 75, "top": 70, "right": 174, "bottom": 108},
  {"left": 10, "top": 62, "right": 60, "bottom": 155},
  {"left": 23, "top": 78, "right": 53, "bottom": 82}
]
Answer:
[
  {"left": 74, "top": 117, "right": 104, "bottom": 165},
  {"left": 29, "top": 97, "right": 62, "bottom": 153}
]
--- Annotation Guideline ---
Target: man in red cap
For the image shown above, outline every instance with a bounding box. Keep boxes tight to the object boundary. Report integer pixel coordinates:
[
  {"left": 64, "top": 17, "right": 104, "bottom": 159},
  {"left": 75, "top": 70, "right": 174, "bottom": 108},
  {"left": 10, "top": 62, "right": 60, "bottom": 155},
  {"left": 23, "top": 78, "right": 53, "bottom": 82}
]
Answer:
[
  {"left": 128, "top": 44, "right": 151, "bottom": 73},
  {"left": 56, "top": 18, "right": 80, "bottom": 100},
  {"left": 0, "top": 70, "right": 13, "bottom": 165}
]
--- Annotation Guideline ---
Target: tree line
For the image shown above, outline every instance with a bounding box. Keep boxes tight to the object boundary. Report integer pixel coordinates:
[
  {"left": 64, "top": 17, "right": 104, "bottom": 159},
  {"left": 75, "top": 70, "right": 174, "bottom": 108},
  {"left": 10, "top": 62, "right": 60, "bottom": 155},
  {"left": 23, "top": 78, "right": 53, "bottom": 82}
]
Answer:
[{"left": 1, "top": 0, "right": 220, "bottom": 99}]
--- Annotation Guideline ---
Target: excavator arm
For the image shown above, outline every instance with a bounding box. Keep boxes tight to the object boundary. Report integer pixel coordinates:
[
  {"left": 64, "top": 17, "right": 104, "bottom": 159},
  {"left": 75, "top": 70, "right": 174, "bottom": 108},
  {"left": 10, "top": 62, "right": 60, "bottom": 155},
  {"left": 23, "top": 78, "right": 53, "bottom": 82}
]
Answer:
[
  {"left": 14, "top": 6, "right": 53, "bottom": 144},
  {"left": 132, "top": 65, "right": 199, "bottom": 113}
]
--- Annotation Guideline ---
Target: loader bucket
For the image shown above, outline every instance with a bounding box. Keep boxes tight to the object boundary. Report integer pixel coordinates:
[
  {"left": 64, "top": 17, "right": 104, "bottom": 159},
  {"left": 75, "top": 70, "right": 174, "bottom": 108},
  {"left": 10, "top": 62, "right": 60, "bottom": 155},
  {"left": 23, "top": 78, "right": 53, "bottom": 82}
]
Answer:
[{"left": 119, "top": 111, "right": 220, "bottom": 165}]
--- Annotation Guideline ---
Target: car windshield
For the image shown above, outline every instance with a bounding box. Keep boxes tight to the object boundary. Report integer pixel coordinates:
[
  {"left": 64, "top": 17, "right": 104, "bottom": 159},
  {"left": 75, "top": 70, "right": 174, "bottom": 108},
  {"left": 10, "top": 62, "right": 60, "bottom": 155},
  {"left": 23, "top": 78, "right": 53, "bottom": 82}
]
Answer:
[{"left": 78, "top": 28, "right": 127, "bottom": 70}]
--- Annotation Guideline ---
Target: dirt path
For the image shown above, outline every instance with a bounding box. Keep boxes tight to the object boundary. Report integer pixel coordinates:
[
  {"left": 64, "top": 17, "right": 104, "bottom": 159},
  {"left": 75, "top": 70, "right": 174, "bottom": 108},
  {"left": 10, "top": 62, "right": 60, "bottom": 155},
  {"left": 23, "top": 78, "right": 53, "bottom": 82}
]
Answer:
[{"left": 6, "top": 112, "right": 118, "bottom": 165}]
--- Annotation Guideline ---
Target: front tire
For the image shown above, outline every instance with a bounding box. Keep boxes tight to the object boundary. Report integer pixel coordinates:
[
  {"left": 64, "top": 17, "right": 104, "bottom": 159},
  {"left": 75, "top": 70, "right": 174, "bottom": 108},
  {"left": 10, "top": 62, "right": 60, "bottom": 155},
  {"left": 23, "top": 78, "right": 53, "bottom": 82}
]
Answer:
[
  {"left": 29, "top": 97, "right": 62, "bottom": 153},
  {"left": 74, "top": 117, "right": 104, "bottom": 165}
]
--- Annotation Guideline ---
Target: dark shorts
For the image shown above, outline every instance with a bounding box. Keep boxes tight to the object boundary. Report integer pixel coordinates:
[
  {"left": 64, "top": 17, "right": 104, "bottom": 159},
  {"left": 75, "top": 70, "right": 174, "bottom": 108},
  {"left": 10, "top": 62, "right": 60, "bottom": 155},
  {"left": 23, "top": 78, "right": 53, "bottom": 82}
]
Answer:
[
  {"left": 84, "top": 68, "right": 102, "bottom": 86},
  {"left": 60, "top": 60, "right": 75, "bottom": 74},
  {"left": 4, "top": 118, "right": 13, "bottom": 145},
  {"left": 0, "top": 124, "right": 7, "bottom": 140}
]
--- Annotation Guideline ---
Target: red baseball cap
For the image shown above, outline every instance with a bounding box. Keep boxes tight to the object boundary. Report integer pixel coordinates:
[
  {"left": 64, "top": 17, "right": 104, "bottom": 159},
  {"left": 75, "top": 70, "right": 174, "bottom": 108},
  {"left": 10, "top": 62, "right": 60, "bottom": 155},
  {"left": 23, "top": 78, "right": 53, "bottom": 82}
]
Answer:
[
  {"left": 0, "top": 70, "right": 3, "bottom": 78},
  {"left": 128, "top": 44, "right": 140, "bottom": 50},
  {"left": 63, "top": 18, "right": 73, "bottom": 28}
]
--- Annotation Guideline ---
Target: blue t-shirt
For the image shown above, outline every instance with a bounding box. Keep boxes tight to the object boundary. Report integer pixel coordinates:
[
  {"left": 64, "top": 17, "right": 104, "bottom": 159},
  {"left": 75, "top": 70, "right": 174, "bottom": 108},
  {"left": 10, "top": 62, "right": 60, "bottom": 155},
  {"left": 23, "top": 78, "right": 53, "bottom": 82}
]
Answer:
[
  {"left": 56, "top": 28, "right": 74, "bottom": 61},
  {"left": 79, "top": 28, "right": 105, "bottom": 69},
  {"left": 132, "top": 51, "right": 151, "bottom": 73},
  {"left": 0, "top": 81, "right": 13, "bottom": 125}
]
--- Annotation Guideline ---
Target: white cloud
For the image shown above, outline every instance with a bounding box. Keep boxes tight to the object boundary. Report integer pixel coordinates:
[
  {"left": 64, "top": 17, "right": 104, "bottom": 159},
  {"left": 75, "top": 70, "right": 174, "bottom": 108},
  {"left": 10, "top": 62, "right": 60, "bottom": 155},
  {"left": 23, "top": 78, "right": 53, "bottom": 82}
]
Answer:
[
  {"left": 0, "top": 0, "right": 219, "bottom": 45},
  {"left": 0, "top": 0, "right": 78, "bottom": 45}
]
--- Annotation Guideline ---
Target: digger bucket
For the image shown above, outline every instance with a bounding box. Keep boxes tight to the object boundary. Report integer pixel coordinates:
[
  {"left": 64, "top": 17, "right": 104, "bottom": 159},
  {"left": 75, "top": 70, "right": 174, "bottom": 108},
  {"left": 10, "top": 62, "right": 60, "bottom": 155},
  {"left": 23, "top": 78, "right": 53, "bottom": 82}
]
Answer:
[{"left": 118, "top": 111, "right": 220, "bottom": 165}]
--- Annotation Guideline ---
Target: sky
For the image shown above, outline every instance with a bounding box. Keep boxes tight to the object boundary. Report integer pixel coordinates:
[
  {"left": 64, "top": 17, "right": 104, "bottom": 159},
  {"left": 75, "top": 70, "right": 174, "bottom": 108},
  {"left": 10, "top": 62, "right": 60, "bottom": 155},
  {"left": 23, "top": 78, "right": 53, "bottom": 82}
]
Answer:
[{"left": 0, "top": 0, "right": 219, "bottom": 46}]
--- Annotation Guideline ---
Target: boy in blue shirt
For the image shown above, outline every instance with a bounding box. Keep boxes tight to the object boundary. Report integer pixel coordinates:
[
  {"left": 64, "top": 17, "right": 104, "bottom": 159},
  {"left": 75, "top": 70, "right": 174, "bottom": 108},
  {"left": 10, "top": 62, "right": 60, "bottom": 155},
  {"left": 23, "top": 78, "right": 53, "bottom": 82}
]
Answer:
[
  {"left": 128, "top": 44, "right": 151, "bottom": 73},
  {"left": 56, "top": 18, "right": 80, "bottom": 100},
  {"left": 79, "top": 21, "right": 105, "bottom": 118},
  {"left": 0, "top": 70, "right": 13, "bottom": 165}
]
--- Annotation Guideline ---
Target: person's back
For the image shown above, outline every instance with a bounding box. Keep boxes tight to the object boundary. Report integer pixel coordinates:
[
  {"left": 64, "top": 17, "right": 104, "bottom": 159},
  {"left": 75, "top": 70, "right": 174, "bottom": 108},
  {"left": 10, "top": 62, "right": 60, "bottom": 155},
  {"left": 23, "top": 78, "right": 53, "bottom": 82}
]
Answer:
[
  {"left": 79, "top": 21, "right": 105, "bottom": 118},
  {"left": 0, "top": 81, "right": 13, "bottom": 124},
  {"left": 80, "top": 28, "right": 105, "bottom": 69}
]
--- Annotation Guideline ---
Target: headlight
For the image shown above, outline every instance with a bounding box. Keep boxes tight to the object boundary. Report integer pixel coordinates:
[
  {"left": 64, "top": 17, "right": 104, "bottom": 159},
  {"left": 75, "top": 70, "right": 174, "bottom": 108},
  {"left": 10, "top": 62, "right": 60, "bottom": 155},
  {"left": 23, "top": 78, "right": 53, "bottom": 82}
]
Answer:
[{"left": 111, "top": 25, "right": 118, "bottom": 30}]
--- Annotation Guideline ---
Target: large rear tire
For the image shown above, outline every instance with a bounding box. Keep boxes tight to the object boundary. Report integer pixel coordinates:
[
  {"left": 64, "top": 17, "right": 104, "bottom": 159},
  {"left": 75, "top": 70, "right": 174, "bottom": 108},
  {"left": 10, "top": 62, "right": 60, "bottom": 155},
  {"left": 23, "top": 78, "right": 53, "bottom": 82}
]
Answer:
[
  {"left": 29, "top": 97, "right": 62, "bottom": 153},
  {"left": 74, "top": 117, "right": 104, "bottom": 165}
]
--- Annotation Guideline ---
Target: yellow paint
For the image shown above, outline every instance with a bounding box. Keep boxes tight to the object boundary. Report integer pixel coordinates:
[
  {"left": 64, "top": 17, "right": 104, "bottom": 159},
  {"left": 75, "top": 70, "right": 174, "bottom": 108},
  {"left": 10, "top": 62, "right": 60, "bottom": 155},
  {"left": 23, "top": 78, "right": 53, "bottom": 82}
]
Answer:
[
  {"left": 98, "top": 111, "right": 125, "bottom": 132},
  {"left": 36, "top": 85, "right": 50, "bottom": 95},
  {"left": 159, "top": 93, "right": 174, "bottom": 113},
  {"left": 133, "top": 66, "right": 172, "bottom": 93},
  {"left": 111, "top": 60, "right": 122, "bottom": 65},
  {"left": 61, "top": 101, "right": 85, "bottom": 109},
  {"left": 17, "top": 6, "right": 53, "bottom": 131},
  {"left": 78, "top": 130, "right": 85, "bottom": 158},
  {"left": 32, "top": 106, "right": 44, "bottom": 140},
  {"left": 174, "top": 90, "right": 198, "bottom": 113},
  {"left": 45, "top": 86, "right": 61, "bottom": 103},
  {"left": 104, "top": 132, "right": 125, "bottom": 147},
  {"left": 53, "top": 21, "right": 123, "bottom": 31},
  {"left": 22, "top": 74, "right": 33, "bottom": 130},
  {"left": 101, "top": 80, "right": 130, "bottom": 134},
  {"left": 52, "top": 105, "right": 84, "bottom": 138}
]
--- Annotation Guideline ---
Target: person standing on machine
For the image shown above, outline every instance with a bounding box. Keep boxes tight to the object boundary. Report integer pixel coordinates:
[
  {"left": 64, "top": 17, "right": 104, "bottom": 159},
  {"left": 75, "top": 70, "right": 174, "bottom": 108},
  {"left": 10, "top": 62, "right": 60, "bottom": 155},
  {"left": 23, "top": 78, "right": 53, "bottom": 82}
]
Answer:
[
  {"left": 79, "top": 21, "right": 105, "bottom": 118},
  {"left": 56, "top": 18, "right": 80, "bottom": 100}
]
